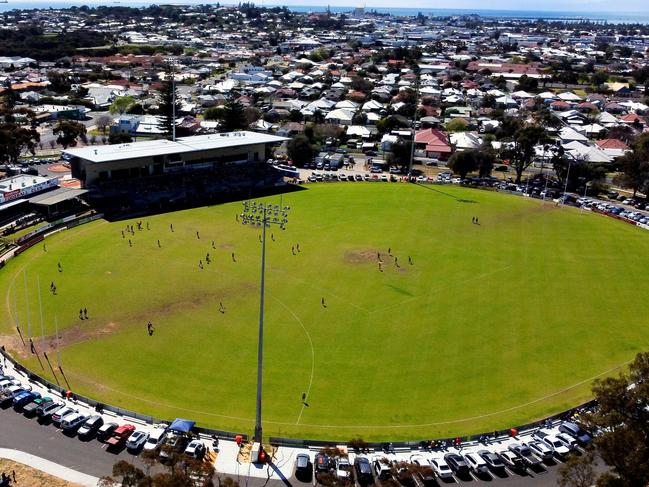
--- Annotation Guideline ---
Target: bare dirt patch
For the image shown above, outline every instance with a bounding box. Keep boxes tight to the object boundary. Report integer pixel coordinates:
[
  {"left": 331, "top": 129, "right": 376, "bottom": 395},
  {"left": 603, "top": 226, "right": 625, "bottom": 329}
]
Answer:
[
  {"left": 0, "top": 459, "right": 82, "bottom": 487},
  {"left": 344, "top": 249, "right": 379, "bottom": 264},
  {"left": 46, "top": 163, "right": 70, "bottom": 173}
]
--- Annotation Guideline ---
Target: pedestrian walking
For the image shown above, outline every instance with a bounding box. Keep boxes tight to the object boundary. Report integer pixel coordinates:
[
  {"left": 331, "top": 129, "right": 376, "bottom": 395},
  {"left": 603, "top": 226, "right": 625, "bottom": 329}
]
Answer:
[
  {"left": 199, "top": 260, "right": 203, "bottom": 269},
  {"left": 170, "top": 223, "right": 174, "bottom": 232},
  {"left": 43, "top": 243, "right": 47, "bottom": 252},
  {"left": 476, "top": 217, "right": 479, "bottom": 225},
  {"left": 377, "top": 252, "right": 380, "bottom": 260},
  {"left": 84, "top": 308, "right": 88, "bottom": 319},
  {"left": 58, "top": 262, "right": 63, "bottom": 272},
  {"left": 378, "top": 262, "right": 383, "bottom": 272},
  {"left": 219, "top": 301, "right": 225, "bottom": 314},
  {"left": 291, "top": 245, "right": 295, "bottom": 255},
  {"left": 297, "top": 243, "right": 301, "bottom": 252},
  {"left": 79, "top": 308, "right": 84, "bottom": 320},
  {"left": 231, "top": 252, "right": 236, "bottom": 262},
  {"left": 30, "top": 339, "right": 35, "bottom": 354},
  {"left": 258, "top": 234, "right": 262, "bottom": 243},
  {"left": 408, "top": 256, "right": 413, "bottom": 265},
  {"left": 146, "top": 222, "right": 150, "bottom": 230},
  {"left": 128, "top": 239, "right": 132, "bottom": 247},
  {"left": 206, "top": 253, "right": 211, "bottom": 264},
  {"left": 196, "top": 231, "right": 200, "bottom": 239},
  {"left": 12, "top": 469, "right": 16, "bottom": 482},
  {"left": 321, "top": 297, "right": 326, "bottom": 308},
  {"left": 388, "top": 247, "right": 391, "bottom": 255},
  {"left": 271, "top": 233, "right": 275, "bottom": 241},
  {"left": 157, "top": 239, "right": 161, "bottom": 248},
  {"left": 301, "top": 392, "right": 306, "bottom": 401},
  {"left": 212, "top": 240, "right": 216, "bottom": 249},
  {"left": 121, "top": 230, "right": 125, "bottom": 238}
]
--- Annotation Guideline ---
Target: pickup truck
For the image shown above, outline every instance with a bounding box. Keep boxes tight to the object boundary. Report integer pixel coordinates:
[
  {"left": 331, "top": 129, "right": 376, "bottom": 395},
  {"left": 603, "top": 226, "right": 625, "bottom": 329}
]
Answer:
[{"left": 106, "top": 424, "right": 136, "bottom": 448}]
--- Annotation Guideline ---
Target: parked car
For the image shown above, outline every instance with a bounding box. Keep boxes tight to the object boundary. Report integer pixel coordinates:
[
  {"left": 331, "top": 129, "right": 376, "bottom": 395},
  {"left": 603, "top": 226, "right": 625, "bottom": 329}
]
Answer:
[
  {"left": 444, "top": 453, "right": 470, "bottom": 476},
  {"left": 335, "top": 457, "right": 353, "bottom": 480},
  {"left": 371, "top": 458, "right": 391, "bottom": 481},
  {"left": 534, "top": 430, "right": 571, "bottom": 458},
  {"left": 556, "top": 432, "right": 579, "bottom": 451},
  {"left": 462, "top": 452, "right": 489, "bottom": 475},
  {"left": 559, "top": 421, "right": 592, "bottom": 446},
  {"left": 410, "top": 455, "right": 435, "bottom": 483},
  {"left": 430, "top": 457, "right": 453, "bottom": 479},
  {"left": 52, "top": 406, "right": 77, "bottom": 427},
  {"left": 97, "top": 422, "right": 120, "bottom": 442},
  {"left": 184, "top": 439, "right": 206, "bottom": 459},
  {"left": 354, "top": 456, "right": 373, "bottom": 485},
  {"left": 508, "top": 443, "right": 541, "bottom": 468},
  {"left": 315, "top": 453, "right": 332, "bottom": 475},
  {"left": 478, "top": 450, "right": 505, "bottom": 472},
  {"left": 159, "top": 434, "right": 189, "bottom": 462},
  {"left": 143, "top": 427, "right": 168, "bottom": 451},
  {"left": 61, "top": 413, "right": 88, "bottom": 433},
  {"left": 13, "top": 390, "right": 40, "bottom": 410},
  {"left": 36, "top": 401, "right": 63, "bottom": 419},
  {"left": 77, "top": 415, "right": 104, "bottom": 439},
  {"left": 497, "top": 450, "right": 525, "bottom": 470},
  {"left": 295, "top": 453, "right": 311, "bottom": 479},
  {"left": 126, "top": 430, "right": 150, "bottom": 451},
  {"left": 106, "top": 424, "right": 136, "bottom": 449},
  {"left": 23, "top": 396, "right": 52, "bottom": 416},
  {"left": 527, "top": 440, "right": 553, "bottom": 462}
]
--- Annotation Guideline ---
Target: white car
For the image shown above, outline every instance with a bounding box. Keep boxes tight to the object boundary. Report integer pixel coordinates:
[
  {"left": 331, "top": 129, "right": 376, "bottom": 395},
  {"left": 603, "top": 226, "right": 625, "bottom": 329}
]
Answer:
[
  {"left": 410, "top": 454, "right": 435, "bottom": 482},
  {"left": 430, "top": 457, "right": 453, "bottom": 479},
  {"left": 556, "top": 432, "right": 578, "bottom": 451},
  {"left": 184, "top": 439, "right": 206, "bottom": 459},
  {"left": 143, "top": 427, "right": 167, "bottom": 451},
  {"left": 536, "top": 433, "right": 571, "bottom": 457},
  {"left": 335, "top": 457, "right": 352, "bottom": 479},
  {"left": 527, "top": 440, "right": 553, "bottom": 462},
  {"left": 463, "top": 452, "right": 489, "bottom": 475},
  {"left": 126, "top": 430, "right": 149, "bottom": 450}
]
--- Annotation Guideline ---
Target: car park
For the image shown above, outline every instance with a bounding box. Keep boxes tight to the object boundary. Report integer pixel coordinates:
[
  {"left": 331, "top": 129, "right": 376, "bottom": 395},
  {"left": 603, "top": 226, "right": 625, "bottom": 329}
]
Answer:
[
  {"left": 61, "top": 413, "right": 88, "bottom": 433},
  {"left": 430, "top": 456, "right": 453, "bottom": 479},
  {"left": 126, "top": 430, "right": 150, "bottom": 451},
  {"left": 559, "top": 421, "right": 592, "bottom": 446},
  {"left": 77, "top": 415, "right": 104, "bottom": 439},
  {"left": 508, "top": 443, "right": 541, "bottom": 468},
  {"left": 462, "top": 452, "right": 489, "bottom": 475},
  {"left": 184, "top": 439, "right": 206, "bottom": 459},
  {"left": 354, "top": 456, "right": 374, "bottom": 485},
  {"left": 444, "top": 453, "right": 470, "bottom": 476},
  {"left": 477, "top": 450, "right": 505, "bottom": 472}
]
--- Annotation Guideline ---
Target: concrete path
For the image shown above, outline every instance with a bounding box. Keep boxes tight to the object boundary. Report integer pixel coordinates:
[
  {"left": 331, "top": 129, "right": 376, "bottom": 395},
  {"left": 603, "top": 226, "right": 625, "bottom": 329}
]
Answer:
[{"left": 0, "top": 448, "right": 100, "bottom": 486}]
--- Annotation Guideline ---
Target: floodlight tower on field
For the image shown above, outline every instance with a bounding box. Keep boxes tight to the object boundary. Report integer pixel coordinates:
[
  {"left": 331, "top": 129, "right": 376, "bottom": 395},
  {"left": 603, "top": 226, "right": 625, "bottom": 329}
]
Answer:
[{"left": 240, "top": 201, "right": 289, "bottom": 448}]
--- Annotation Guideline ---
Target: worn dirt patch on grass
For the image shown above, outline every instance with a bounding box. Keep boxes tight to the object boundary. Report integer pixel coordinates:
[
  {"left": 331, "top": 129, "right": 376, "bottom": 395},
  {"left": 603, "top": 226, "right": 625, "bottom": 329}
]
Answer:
[{"left": 344, "top": 249, "right": 379, "bottom": 264}]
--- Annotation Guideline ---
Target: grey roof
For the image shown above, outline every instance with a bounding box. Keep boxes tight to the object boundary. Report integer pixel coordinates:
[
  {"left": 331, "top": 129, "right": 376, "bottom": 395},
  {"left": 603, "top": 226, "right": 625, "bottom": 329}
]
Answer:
[
  {"left": 29, "top": 188, "right": 88, "bottom": 206},
  {"left": 63, "top": 131, "right": 289, "bottom": 164}
]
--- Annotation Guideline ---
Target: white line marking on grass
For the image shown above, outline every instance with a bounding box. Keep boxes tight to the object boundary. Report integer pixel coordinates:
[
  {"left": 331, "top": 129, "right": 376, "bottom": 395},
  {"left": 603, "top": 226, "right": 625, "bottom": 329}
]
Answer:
[{"left": 270, "top": 294, "right": 316, "bottom": 426}]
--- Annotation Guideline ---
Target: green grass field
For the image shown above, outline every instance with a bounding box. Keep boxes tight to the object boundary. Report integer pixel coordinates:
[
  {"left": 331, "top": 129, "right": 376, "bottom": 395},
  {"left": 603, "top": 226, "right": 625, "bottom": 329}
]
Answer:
[{"left": 2, "top": 183, "right": 649, "bottom": 441}]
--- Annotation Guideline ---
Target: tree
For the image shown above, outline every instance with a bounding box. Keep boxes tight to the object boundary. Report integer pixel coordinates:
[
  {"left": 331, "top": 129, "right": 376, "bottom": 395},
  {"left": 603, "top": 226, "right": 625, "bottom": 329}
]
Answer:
[
  {"left": 287, "top": 134, "right": 314, "bottom": 167},
  {"left": 1, "top": 83, "right": 19, "bottom": 112},
  {"left": 108, "top": 132, "right": 133, "bottom": 144},
  {"left": 53, "top": 120, "right": 87, "bottom": 148},
  {"left": 445, "top": 118, "right": 469, "bottom": 132},
  {"left": 157, "top": 63, "right": 181, "bottom": 140},
  {"left": 615, "top": 133, "right": 649, "bottom": 198},
  {"left": 500, "top": 125, "right": 547, "bottom": 183},
  {"left": 578, "top": 352, "right": 649, "bottom": 487},
  {"left": 388, "top": 139, "right": 413, "bottom": 173},
  {"left": 448, "top": 150, "right": 479, "bottom": 178},
  {"left": 47, "top": 71, "right": 71, "bottom": 94},
  {"left": 517, "top": 74, "right": 538, "bottom": 92},
  {"left": 0, "top": 123, "right": 40, "bottom": 165},
  {"left": 558, "top": 452, "right": 597, "bottom": 487},
  {"left": 220, "top": 100, "right": 247, "bottom": 132},
  {"left": 95, "top": 114, "right": 113, "bottom": 134},
  {"left": 109, "top": 96, "right": 135, "bottom": 115}
]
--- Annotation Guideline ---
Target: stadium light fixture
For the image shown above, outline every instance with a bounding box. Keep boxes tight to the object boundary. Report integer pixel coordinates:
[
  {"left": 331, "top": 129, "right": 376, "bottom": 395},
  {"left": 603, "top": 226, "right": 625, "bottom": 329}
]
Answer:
[{"left": 240, "top": 201, "right": 289, "bottom": 445}]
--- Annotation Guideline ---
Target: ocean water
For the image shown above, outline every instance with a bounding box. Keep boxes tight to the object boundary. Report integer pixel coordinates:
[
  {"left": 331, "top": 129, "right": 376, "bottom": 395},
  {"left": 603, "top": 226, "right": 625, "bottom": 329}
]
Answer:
[{"left": 1, "top": 1, "right": 649, "bottom": 24}]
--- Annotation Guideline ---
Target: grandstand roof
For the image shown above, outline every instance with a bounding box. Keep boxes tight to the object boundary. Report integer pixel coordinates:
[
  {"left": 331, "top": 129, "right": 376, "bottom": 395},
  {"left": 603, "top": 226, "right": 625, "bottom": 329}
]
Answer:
[{"left": 63, "top": 131, "right": 289, "bottom": 164}]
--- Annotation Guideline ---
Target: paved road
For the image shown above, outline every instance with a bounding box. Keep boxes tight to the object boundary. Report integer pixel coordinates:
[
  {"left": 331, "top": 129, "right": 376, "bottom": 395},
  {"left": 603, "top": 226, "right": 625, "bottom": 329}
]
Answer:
[{"left": 0, "top": 403, "right": 574, "bottom": 487}]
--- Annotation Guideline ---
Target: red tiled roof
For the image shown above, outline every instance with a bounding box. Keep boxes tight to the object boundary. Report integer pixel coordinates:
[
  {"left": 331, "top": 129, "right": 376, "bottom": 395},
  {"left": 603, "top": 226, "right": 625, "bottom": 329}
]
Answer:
[
  {"left": 596, "top": 139, "right": 629, "bottom": 150},
  {"left": 415, "top": 128, "right": 452, "bottom": 153}
]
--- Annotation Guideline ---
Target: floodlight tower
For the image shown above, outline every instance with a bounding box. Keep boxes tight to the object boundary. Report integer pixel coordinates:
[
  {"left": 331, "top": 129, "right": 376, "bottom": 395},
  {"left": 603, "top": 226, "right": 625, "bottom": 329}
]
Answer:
[{"left": 240, "top": 201, "right": 289, "bottom": 446}]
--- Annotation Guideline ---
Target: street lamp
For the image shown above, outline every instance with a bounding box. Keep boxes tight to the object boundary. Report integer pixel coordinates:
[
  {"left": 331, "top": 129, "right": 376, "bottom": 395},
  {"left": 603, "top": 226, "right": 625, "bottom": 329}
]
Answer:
[{"left": 240, "top": 201, "right": 289, "bottom": 446}]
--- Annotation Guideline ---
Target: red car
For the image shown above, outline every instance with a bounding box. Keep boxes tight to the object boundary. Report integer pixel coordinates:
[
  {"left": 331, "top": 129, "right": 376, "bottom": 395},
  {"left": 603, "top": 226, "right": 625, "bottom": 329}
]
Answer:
[{"left": 106, "top": 424, "right": 136, "bottom": 447}]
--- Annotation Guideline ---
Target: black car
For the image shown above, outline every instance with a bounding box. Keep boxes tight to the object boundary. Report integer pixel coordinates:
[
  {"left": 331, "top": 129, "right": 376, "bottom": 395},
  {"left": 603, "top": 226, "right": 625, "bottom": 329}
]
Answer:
[
  {"left": 97, "top": 422, "right": 119, "bottom": 442},
  {"left": 444, "top": 453, "right": 470, "bottom": 476},
  {"left": 354, "top": 456, "right": 373, "bottom": 485},
  {"left": 23, "top": 397, "right": 52, "bottom": 417},
  {"left": 477, "top": 450, "right": 505, "bottom": 472},
  {"left": 295, "top": 453, "right": 311, "bottom": 480},
  {"left": 78, "top": 415, "right": 104, "bottom": 439}
]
